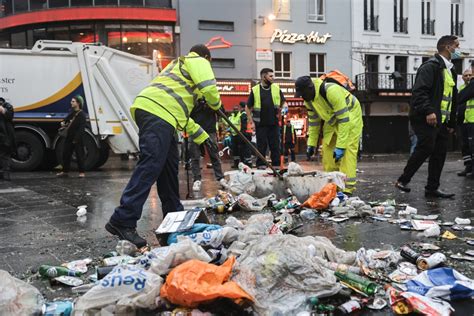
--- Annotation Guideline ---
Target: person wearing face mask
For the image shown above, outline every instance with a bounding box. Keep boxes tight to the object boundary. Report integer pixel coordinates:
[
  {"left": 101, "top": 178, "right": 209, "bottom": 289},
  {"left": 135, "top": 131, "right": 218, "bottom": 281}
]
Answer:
[
  {"left": 294, "top": 76, "right": 363, "bottom": 195},
  {"left": 395, "top": 35, "right": 459, "bottom": 197},
  {"left": 457, "top": 62, "right": 474, "bottom": 179},
  {"left": 56, "top": 95, "right": 87, "bottom": 178},
  {"left": 247, "top": 68, "right": 287, "bottom": 169},
  {"left": 456, "top": 68, "right": 473, "bottom": 177}
]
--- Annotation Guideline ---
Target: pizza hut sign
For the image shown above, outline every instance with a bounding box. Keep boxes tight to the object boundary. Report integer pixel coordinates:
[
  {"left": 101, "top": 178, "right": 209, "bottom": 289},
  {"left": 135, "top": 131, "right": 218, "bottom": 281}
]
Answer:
[{"left": 270, "top": 29, "right": 332, "bottom": 44}]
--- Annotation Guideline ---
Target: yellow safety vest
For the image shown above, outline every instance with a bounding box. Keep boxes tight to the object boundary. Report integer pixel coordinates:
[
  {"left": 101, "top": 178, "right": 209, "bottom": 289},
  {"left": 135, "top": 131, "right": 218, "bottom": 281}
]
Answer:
[
  {"left": 131, "top": 52, "right": 221, "bottom": 145},
  {"left": 459, "top": 83, "right": 474, "bottom": 123},
  {"left": 441, "top": 69, "right": 455, "bottom": 124},
  {"left": 305, "top": 78, "right": 363, "bottom": 149},
  {"left": 229, "top": 112, "right": 241, "bottom": 135},
  {"left": 251, "top": 84, "right": 281, "bottom": 123},
  {"left": 283, "top": 124, "right": 295, "bottom": 143}
]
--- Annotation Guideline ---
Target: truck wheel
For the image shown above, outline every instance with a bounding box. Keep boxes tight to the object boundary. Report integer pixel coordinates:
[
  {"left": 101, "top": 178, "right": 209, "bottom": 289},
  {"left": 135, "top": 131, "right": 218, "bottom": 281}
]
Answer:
[
  {"left": 94, "top": 142, "right": 110, "bottom": 169},
  {"left": 12, "top": 131, "right": 46, "bottom": 171},
  {"left": 55, "top": 134, "right": 100, "bottom": 171}
]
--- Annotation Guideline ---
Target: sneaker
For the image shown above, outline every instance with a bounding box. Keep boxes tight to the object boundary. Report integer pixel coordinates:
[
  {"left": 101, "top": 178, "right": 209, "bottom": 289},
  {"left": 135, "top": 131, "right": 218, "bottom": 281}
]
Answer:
[
  {"left": 192, "top": 180, "right": 202, "bottom": 191},
  {"left": 105, "top": 222, "right": 147, "bottom": 248},
  {"left": 56, "top": 172, "right": 68, "bottom": 177}
]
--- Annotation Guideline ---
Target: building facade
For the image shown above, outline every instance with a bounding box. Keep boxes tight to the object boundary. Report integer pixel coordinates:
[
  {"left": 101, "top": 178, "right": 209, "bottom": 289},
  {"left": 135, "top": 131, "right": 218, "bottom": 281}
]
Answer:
[{"left": 351, "top": 0, "right": 474, "bottom": 153}]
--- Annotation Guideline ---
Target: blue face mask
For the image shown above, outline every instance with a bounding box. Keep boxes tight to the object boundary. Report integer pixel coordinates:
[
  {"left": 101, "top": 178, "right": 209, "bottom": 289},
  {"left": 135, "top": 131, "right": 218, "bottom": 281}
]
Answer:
[{"left": 450, "top": 48, "right": 461, "bottom": 60}]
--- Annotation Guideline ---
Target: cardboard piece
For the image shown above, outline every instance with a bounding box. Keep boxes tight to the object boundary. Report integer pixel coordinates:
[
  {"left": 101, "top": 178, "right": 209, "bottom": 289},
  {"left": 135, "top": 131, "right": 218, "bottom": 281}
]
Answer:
[
  {"left": 410, "top": 220, "right": 438, "bottom": 231},
  {"left": 155, "top": 209, "right": 209, "bottom": 235}
]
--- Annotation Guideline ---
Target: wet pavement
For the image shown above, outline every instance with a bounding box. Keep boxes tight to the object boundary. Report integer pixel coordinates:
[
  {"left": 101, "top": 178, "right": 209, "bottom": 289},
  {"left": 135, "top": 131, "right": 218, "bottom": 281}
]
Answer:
[{"left": 0, "top": 153, "right": 473, "bottom": 314}]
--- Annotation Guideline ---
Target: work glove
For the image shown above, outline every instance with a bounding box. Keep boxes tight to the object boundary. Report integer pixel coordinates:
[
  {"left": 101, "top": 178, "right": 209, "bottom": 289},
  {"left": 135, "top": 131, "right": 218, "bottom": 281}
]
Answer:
[
  {"left": 204, "top": 138, "right": 218, "bottom": 154},
  {"left": 306, "top": 145, "right": 315, "bottom": 161},
  {"left": 333, "top": 147, "right": 345, "bottom": 162},
  {"left": 195, "top": 98, "right": 208, "bottom": 112}
]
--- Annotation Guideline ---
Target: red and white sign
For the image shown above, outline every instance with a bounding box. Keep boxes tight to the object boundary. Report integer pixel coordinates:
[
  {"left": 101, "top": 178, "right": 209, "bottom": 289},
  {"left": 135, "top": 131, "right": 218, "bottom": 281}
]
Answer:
[
  {"left": 256, "top": 49, "right": 272, "bottom": 61},
  {"left": 216, "top": 81, "right": 251, "bottom": 95}
]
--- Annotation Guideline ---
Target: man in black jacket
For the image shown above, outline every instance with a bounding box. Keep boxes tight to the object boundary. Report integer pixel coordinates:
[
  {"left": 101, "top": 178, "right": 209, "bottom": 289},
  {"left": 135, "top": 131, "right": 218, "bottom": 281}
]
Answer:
[
  {"left": 457, "top": 62, "right": 474, "bottom": 178},
  {"left": 395, "top": 35, "right": 459, "bottom": 198},
  {"left": 0, "top": 97, "right": 15, "bottom": 181}
]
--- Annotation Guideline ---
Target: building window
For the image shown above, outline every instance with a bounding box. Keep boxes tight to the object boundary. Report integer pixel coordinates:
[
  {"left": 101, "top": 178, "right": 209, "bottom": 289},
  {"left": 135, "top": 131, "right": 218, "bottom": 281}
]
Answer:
[
  {"left": 198, "top": 20, "right": 234, "bottom": 32},
  {"left": 47, "top": 26, "right": 70, "bottom": 41},
  {"left": 70, "top": 24, "right": 95, "bottom": 43},
  {"left": 273, "top": 0, "right": 291, "bottom": 20},
  {"left": 30, "top": 0, "right": 48, "bottom": 11},
  {"left": 211, "top": 58, "right": 235, "bottom": 68},
  {"left": 451, "top": 0, "right": 463, "bottom": 37},
  {"left": 394, "top": 0, "right": 408, "bottom": 33},
  {"left": 308, "top": 0, "right": 325, "bottom": 22},
  {"left": 105, "top": 24, "right": 122, "bottom": 50},
  {"left": 364, "top": 0, "right": 379, "bottom": 32},
  {"left": 10, "top": 31, "right": 26, "bottom": 48},
  {"left": 274, "top": 52, "right": 291, "bottom": 78},
  {"left": 309, "top": 53, "right": 325, "bottom": 78},
  {"left": 148, "top": 24, "right": 174, "bottom": 63},
  {"left": 13, "top": 0, "right": 28, "bottom": 13},
  {"left": 122, "top": 24, "right": 148, "bottom": 57},
  {"left": 49, "top": 0, "right": 69, "bottom": 8},
  {"left": 120, "top": 0, "right": 139, "bottom": 5},
  {"left": 95, "top": 0, "right": 119, "bottom": 5},
  {"left": 71, "top": 0, "right": 93, "bottom": 6},
  {"left": 145, "top": 0, "right": 172, "bottom": 7},
  {"left": 421, "top": 0, "right": 435, "bottom": 35}
]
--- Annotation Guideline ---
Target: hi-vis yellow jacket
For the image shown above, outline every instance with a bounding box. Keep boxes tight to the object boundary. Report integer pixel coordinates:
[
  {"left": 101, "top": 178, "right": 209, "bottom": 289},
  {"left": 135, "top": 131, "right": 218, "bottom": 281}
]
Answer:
[
  {"left": 131, "top": 52, "right": 222, "bottom": 144},
  {"left": 305, "top": 78, "right": 363, "bottom": 149}
]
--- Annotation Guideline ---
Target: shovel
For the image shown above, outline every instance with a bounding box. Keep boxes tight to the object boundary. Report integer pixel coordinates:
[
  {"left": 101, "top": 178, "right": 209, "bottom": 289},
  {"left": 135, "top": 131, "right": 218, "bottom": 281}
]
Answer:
[{"left": 216, "top": 108, "right": 283, "bottom": 179}]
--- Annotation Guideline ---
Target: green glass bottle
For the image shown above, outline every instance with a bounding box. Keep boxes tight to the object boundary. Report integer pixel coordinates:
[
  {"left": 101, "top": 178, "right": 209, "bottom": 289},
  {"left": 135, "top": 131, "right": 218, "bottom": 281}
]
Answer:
[
  {"left": 39, "top": 265, "right": 83, "bottom": 278},
  {"left": 334, "top": 271, "right": 378, "bottom": 296}
]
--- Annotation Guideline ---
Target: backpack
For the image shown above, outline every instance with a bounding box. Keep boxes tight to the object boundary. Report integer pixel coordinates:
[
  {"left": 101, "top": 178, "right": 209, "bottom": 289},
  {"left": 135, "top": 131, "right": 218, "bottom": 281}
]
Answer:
[{"left": 319, "top": 70, "right": 355, "bottom": 102}]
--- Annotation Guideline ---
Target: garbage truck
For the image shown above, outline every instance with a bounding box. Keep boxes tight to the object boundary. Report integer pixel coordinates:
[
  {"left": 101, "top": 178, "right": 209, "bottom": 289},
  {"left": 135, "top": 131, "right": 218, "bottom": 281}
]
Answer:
[{"left": 0, "top": 40, "right": 158, "bottom": 171}]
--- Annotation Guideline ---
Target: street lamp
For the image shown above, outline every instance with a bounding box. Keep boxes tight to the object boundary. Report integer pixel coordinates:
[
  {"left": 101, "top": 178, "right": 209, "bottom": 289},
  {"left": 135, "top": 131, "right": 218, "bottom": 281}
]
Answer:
[{"left": 258, "top": 14, "right": 276, "bottom": 25}]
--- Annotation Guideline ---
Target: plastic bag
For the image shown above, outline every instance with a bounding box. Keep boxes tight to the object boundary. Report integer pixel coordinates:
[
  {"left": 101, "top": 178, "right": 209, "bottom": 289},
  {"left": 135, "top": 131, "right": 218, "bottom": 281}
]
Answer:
[
  {"left": 160, "top": 256, "right": 253, "bottom": 307},
  {"left": 406, "top": 267, "right": 474, "bottom": 301},
  {"left": 148, "top": 238, "right": 211, "bottom": 275},
  {"left": 177, "top": 226, "right": 239, "bottom": 248},
  {"left": 73, "top": 265, "right": 162, "bottom": 315},
  {"left": 167, "top": 223, "right": 222, "bottom": 245},
  {"left": 301, "top": 183, "right": 337, "bottom": 209},
  {"left": 237, "top": 193, "right": 275, "bottom": 212},
  {"left": 232, "top": 235, "right": 355, "bottom": 315},
  {"left": 287, "top": 162, "right": 304, "bottom": 176},
  {"left": 225, "top": 216, "right": 245, "bottom": 229},
  {"left": 0, "top": 270, "right": 44, "bottom": 315},
  {"left": 226, "top": 163, "right": 256, "bottom": 195}
]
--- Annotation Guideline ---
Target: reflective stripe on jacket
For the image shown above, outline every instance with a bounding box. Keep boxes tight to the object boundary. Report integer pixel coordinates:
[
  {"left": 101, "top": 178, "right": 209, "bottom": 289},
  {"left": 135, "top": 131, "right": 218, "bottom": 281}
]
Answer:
[{"left": 441, "top": 69, "right": 455, "bottom": 124}]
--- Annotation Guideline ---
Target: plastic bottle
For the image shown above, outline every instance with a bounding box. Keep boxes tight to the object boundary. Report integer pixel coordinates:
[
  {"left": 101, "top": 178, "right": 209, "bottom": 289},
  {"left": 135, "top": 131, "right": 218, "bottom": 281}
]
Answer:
[
  {"left": 116, "top": 240, "right": 138, "bottom": 256},
  {"left": 300, "top": 209, "right": 317, "bottom": 220},
  {"left": 334, "top": 271, "right": 378, "bottom": 296},
  {"left": 39, "top": 265, "right": 83, "bottom": 278}
]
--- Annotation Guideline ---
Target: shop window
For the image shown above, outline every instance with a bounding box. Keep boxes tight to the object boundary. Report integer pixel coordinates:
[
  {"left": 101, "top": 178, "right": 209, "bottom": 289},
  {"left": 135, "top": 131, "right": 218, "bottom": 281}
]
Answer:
[
  {"left": 71, "top": 24, "right": 95, "bottom": 43},
  {"left": 47, "top": 26, "right": 70, "bottom": 41},
  {"left": 274, "top": 52, "right": 291, "bottom": 78},
  {"left": 71, "top": 0, "right": 93, "bottom": 6},
  {"left": 49, "top": 0, "right": 69, "bottom": 8},
  {"left": 95, "top": 0, "right": 118, "bottom": 5},
  {"left": 309, "top": 53, "right": 325, "bottom": 78},
  {"left": 198, "top": 20, "right": 234, "bottom": 31},
  {"left": 145, "top": 0, "right": 171, "bottom": 7},
  {"left": 11, "top": 31, "right": 26, "bottom": 48},
  {"left": 308, "top": 0, "right": 325, "bottom": 22},
  {"left": 106, "top": 24, "right": 122, "bottom": 50},
  {"left": 148, "top": 24, "right": 173, "bottom": 61},
  {"left": 13, "top": 0, "right": 28, "bottom": 13},
  {"left": 0, "top": 33, "right": 10, "bottom": 48},
  {"left": 273, "top": 0, "right": 291, "bottom": 20},
  {"left": 1, "top": 0, "right": 14, "bottom": 16},
  {"left": 211, "top": 58, "right": 235, "bottom": 68},
  {"left": 30, "top": 0, "right": 47, "bottom": 11},
  {"left": 120, "top": 0, "right": 140, "bottom": 6},
  {"left": 122, "top": 24, "right": 147, "bottom": 56}
]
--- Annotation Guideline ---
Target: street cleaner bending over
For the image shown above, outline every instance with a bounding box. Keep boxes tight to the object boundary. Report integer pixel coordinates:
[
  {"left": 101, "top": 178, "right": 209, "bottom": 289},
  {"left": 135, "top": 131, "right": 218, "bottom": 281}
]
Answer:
[
  {"left": 295, "top": 76, "right": 363, "bottom": 195},
  {"left": 106, "top": 44, "right": 222, "bottom": 247}
]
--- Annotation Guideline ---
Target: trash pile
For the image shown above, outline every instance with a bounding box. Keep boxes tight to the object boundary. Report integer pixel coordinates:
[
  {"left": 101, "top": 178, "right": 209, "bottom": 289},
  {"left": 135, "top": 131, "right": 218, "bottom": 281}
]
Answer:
[{"left": 1, "top": 163, "right": 473, "bottom": 315}]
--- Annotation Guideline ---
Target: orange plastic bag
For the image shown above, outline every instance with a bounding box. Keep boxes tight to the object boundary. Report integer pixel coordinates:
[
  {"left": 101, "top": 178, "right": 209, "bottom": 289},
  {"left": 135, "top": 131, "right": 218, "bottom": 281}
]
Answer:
[
  {"left": 301, "top": 183, "right": 337, "bottom": 209},
  {"left": 160, "top": 256, "right": 253, "bottom": 307}
]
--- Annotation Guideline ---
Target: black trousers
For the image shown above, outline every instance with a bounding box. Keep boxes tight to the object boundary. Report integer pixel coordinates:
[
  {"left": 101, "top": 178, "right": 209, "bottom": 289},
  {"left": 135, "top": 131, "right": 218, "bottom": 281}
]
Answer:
[
  {"left": 0, "top": 147, "right": 11, "bottom": 172},
  {"left": 256, "top": 125, "right": 280, "bottom": 167},
  {"left": 63, "top": 138, "right": 85, "bottom": 172},
  {"left": 284, "top": 142, "right": 296, "bottom": 161},
  {"left": 460, "top": 123, "right": 473, "bottom": 170},
  {"left": 398, "top": 120, "right": 448, "bottom": 191}
]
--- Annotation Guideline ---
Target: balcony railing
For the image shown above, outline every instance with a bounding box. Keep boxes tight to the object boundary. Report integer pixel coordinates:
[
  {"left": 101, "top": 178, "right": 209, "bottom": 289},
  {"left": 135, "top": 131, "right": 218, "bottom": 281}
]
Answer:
[
  {"left": 451, "top": 21, "right": 464, "bottom": 37},
  {"left": 364, "top": 15, "right": 379, "bottom": 32},
  {"left": 422, "top": 19, "right": 435, "bottom": 36},
  {"left": 355, "top": 72, "right": 416, "bottom": 92},
  {"left": 394, "top": 17, "right": 408, "bottom": 34}
]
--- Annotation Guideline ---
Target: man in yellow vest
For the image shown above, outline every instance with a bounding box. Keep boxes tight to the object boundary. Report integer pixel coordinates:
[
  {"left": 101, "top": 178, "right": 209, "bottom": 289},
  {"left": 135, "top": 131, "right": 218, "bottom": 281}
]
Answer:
[
  {"left": 456, "top": 68, "right": 473, "bottom": 177},
  {"left": 457, "top": 63, "right": 474, "bottom": 179},
  {"left": 106, "top": 44, "right": 222, "bottom": 247},
  {"left": 229, "top": 105, "right": 243, "bottom": 168},
  {"left": 247, "top": 68, "right": 286, "bottom": 169},
  {"left": 295, "top": 76, "right": 363, "bottom": 195},
  {"left": 396, "top": 35, "right": 459, "bottom": 197}
]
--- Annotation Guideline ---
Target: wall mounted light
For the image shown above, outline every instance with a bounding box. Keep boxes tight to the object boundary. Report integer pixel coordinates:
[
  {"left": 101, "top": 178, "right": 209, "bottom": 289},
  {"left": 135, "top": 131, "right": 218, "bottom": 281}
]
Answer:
[
  {"left": 413, "top": 57, "right": 420, "bottom": 71},
  {"left": 385, "top": 56, "right": 391, "bottom": 71},
  {"left": 258, "top": 14, "right": 276, "bottom": 25}
]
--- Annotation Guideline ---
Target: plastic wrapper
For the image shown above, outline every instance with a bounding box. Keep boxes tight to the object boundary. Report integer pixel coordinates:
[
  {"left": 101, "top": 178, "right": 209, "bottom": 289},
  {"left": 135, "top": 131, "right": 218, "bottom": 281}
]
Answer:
[
  {"left": 301, "top": 183, "right": 337, "bottom": 210},
  {"left": 73, "top": 265, "right": 162, "bottom": 315},
  {"left": 236, "top": 193, "right": 275, "bottom": 212},
  {"left": 160, "top": 256, "right": 252, "bottom": 307},
  {"left": 356, "top": 248, "right": 401, "bottom": 271},
  {"left": 226, "top": 163, "right": 255, "bottom": 195},
  {"left": 232, "top": 235, "right": 357, "bottom": 315},
  {"left": 167, "top": 223, "right": 222, "bottom": 245},
  {"left": 148, "top": 238, "right": 211, "bottom": 275},
  {"left": 406, "top": 267, "right": 474, "bottom": 301},
  {"left": 286, "top": 162, "right": 304, "bottom": 176},
  {"left": 225, "top": 216, "right": 245, "bottom": 229},
  {"left": 0, "top": 270, "right": 44, "bottom": 315},
  {"left": 177, "top": 226, "right": 239, "bottom": 248}
]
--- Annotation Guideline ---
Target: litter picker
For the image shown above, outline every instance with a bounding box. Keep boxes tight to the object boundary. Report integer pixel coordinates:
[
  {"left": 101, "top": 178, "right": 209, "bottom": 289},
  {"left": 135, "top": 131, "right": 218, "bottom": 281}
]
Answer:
[{"left": 216, "top": 108, "right": 282, "bottom": 179}]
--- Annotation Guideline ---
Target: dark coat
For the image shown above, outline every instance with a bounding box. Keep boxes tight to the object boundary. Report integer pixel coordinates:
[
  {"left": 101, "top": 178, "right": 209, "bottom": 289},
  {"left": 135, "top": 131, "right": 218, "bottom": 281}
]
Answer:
[
  {"left": 64, "top": 110, "right": 86, "bottom": 143},
  {"left": 0, "top": 102, "right": 16, "bottom": 150},
  {"left": 410, "top": 54, "right": 458, "bottom": 128}
]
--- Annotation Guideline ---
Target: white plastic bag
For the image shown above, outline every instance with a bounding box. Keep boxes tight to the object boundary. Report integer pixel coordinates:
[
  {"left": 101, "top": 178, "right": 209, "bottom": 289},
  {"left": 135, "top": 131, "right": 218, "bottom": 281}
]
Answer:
[
  {"left": 179, "top": 226, "right": 239, "bottom": 248},
  {"left": 287, "top": 162, "right": 304, "bottom": 176},
  {"left": 0, "top": 270, "right": 44, "bottom": 316},
  {"left": 226, "top": 164, "right": 255, "bottom": 195},
  {"left": 237, "top": 193, "right": 275, "bottom": 211},
  {"left": 149, "top": 238, "right": 211, "bottom": 275},
  {"left": 73, "top": 265, "right": 162, "bottom": 315}
]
